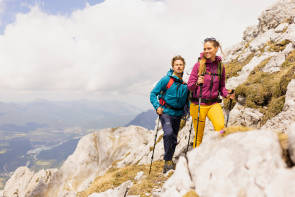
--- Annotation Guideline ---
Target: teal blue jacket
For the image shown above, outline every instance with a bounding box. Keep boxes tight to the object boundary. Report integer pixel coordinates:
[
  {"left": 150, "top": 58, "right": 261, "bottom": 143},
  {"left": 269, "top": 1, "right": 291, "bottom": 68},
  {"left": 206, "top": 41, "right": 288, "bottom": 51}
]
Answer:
[{"left": 150, "top": 69, "right": 189, "bottom": 117}]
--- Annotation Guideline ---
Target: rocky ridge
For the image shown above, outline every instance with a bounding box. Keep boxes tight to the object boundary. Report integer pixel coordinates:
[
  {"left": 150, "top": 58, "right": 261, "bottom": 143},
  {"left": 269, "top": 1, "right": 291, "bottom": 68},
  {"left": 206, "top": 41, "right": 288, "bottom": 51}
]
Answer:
[{"left": 2, "top": 0, "right": 295, "bottom": 196}]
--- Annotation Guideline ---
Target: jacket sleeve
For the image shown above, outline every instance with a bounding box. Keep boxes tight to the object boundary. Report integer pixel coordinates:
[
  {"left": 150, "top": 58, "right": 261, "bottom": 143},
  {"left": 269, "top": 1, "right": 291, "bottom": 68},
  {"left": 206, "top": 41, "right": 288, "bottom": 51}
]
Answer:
[
  {"left": 187, "top": 62, "right": 199, "bottom": 92},
  {"left": 220, "top": 66, "right": 229, "bottom": 98},
  {"left": 150, "top": 76, "right": 169, "bottom": 110}
]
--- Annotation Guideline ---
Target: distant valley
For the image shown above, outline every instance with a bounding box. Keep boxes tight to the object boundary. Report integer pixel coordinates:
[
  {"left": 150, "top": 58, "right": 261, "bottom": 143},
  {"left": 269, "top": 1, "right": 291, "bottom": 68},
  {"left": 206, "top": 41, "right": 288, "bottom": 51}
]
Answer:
[{"left": 0, "top": 99, "right": 143, "bottom": 189}]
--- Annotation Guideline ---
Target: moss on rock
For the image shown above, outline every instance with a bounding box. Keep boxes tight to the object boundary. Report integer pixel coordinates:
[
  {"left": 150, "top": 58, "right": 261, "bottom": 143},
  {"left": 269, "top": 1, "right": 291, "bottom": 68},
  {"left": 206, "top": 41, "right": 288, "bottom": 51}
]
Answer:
[
  {"left": 225, "top": 53, "right": 255, "bottom": 79},
  {"left": 234, "top": 49, "right": 295, "bottom": 125},
  {"left": 266, "top": 39, "right": 291, "bottom": 52}
]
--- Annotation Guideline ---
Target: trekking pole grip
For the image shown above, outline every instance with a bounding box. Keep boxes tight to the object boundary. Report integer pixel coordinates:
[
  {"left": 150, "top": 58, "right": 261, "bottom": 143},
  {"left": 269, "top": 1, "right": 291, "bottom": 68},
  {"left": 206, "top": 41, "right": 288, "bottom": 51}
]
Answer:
[{"left": 229, "top": 89, "right": 235, "bottom": 96}]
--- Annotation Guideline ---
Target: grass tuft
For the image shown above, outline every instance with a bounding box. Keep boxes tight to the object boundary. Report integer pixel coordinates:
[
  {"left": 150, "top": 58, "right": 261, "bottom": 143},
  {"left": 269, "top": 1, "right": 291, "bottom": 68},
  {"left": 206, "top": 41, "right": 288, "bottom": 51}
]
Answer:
[
  {"left": 221, "top": 126, "right": 253, "bottom": 137},
  {"left": 183, "top": 190, "right": 199, "bottom": 197},
  {"left": 225, "top": 53, "right": 255, "bottom": 79},
  {"left": 77, "top": 160, "right": 173, "bottom": 197},
  {"left": 234, "top": 49, "right": 295, "bottom": 124},
  {"left": 266, "top": 40, "right": 291, "bottom": 52}
]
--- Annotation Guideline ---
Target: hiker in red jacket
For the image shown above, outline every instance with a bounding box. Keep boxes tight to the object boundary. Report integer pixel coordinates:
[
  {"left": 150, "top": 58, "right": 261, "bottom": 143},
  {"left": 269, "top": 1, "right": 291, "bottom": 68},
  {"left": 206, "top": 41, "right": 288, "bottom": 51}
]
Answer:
[{"left": 188, "top": 37, "right": 235, "bottom": 147}]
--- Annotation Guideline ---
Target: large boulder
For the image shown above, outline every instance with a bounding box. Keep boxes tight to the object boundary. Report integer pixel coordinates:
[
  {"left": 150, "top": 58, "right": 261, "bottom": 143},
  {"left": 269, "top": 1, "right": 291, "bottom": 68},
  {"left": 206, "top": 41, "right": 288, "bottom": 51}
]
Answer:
[
  {"left": 265, "top": 168, "right": 295, "bottom": 197},
  {"left": 158, "top": 156, "right": 194, "bottom": 197},
  {"left": 160, "top": 129, "right": 290, "bottom": 197},
  {"left": 228, "top": 103, "right": 264, "bottom": 128}
]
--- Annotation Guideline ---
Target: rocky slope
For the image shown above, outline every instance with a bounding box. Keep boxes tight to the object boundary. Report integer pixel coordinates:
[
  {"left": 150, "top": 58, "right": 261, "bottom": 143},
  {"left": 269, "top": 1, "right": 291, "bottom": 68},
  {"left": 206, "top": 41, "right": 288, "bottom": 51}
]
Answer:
[{"left": 2, "top": 0, "right": 295, "bottom": 196}]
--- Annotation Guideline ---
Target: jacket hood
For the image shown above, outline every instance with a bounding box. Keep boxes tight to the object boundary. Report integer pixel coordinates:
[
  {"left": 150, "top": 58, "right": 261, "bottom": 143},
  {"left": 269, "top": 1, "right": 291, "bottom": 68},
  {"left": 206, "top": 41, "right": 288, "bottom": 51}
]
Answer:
[{"left": 166, "top": 69, "right": 183, "bottom": 82}]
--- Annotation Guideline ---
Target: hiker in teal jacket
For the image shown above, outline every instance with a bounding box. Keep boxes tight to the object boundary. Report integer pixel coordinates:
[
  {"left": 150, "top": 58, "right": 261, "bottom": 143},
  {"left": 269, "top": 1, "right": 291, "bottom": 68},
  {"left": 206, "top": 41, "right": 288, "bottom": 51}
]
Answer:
[{"left": 150, "top": 55, "right": 189, "bottom": 173}]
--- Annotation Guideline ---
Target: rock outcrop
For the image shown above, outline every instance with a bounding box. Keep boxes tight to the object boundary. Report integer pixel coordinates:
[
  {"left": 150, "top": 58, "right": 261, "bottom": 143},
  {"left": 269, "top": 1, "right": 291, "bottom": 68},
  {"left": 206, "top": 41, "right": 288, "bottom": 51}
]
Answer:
[
  {"left": 3, "top": 126, "right": 154, "bottom": 197},
  {"left": 263, "top": 79, "right": 295, "bottom": 132},
  {"left": 258, "top": 0, "right": 295, "bottom": 34},
  {"left": 3, "top": 167, "right": 57, "bottom": 197},
  {"left": 228, "top": 103, "right": 264, "bottom": 128},
  {"left": 160, "top": 129, "right": 292, "bottom": 197}
]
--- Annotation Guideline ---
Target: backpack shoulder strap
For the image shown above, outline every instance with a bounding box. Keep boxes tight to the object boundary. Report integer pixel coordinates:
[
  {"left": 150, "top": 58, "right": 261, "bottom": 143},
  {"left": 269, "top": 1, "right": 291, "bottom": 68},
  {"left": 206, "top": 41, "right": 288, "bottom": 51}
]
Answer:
[
  {"left": 218, "top": 61, "right": 223, "bottom": 77},
  {"left": 166, "top": 77, "right": 175, "bottom": 90},
  {"left": 218, "top": 61, "right": 224, "bottom": 93},
  {"left": 159, "top": 77, "right": 174, "bottom": 106}
]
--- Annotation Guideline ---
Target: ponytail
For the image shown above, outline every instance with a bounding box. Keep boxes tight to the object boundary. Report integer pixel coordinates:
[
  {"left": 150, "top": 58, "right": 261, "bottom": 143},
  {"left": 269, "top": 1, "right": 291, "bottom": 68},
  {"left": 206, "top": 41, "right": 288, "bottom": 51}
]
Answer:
[{"left": 198, "top": 57, "right": 206, "bottom": 76}]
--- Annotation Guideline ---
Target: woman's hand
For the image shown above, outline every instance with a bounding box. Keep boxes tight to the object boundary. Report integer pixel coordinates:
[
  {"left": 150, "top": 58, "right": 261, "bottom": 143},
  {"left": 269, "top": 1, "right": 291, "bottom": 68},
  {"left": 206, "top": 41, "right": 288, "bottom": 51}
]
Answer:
[
  {"left": 156, "top": 107, "right": 164, "bottom": 115},
  {"left": 197, "top": 76, "right": 204, "bottom": 85},
  {"left": 227, "top": 89, "right": 235, "bottom": 100}
]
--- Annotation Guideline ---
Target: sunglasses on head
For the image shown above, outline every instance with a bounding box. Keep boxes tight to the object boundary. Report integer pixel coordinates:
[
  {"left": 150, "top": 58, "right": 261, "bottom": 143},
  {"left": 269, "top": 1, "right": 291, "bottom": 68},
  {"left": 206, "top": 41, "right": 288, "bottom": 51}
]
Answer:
[{"left": 204, "top": 37, "right": 217, "bottom": 42}]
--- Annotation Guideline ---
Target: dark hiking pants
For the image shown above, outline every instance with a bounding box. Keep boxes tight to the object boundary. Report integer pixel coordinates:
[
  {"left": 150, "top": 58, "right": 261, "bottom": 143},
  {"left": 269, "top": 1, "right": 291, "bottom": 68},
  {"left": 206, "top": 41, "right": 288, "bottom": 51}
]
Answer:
[{"left": 159, "top": 113, "right": 181, "bottom": 161}]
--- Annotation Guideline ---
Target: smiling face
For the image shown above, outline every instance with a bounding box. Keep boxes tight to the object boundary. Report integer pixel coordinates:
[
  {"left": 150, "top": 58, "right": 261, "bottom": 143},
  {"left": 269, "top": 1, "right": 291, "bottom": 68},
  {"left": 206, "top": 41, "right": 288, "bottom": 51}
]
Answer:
[
  {"left": 172, "top": 59, "right": 185, "bottom": 75},
  {"left": 203, "top": 41, "right": 218, "bottom": 61}
]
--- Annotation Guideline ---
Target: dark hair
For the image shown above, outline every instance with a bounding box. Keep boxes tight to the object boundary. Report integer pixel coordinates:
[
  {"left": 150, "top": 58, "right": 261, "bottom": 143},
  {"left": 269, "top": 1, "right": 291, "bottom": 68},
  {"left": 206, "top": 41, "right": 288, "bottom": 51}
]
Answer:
[
  {"left": 204, "top": 37, "right": 220, "bottom": 48},
  {"left": 171, "top": 55, "right": 185, "bottom": 67}
]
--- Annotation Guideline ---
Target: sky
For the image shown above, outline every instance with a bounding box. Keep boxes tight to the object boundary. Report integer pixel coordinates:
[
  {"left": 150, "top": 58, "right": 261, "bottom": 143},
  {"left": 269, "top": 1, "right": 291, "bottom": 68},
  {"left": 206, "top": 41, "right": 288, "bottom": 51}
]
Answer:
[{"left": 0, "top": 0, "right": 278, "bottom": 110}]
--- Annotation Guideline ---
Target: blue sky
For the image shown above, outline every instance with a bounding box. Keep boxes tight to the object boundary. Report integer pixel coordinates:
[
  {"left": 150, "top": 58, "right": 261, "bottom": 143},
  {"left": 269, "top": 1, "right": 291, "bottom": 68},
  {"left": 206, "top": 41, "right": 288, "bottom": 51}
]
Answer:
[{"left": 0, "top": 0, "right": 104, "bottom": 33}]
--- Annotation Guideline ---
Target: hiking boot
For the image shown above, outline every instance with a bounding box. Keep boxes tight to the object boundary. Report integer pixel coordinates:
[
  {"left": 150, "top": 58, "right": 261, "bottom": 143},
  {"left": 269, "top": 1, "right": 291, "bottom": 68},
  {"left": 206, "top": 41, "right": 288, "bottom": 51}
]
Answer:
[
  {"left": 219, "top": 129, "right": 225, "bottom": 134},
  {"left": 163, "top": 160, "right": 175, "bottom": 173}
]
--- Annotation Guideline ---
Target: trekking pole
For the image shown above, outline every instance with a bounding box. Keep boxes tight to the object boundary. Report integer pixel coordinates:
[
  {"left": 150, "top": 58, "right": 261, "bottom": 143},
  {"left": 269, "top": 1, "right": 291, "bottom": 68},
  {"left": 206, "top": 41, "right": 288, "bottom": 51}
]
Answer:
[
  {"left": 193, "top": 84, "right": 203, "bottom": 148},
  {"left": 149, "top": 117, "right": 160, "bottom": 175},
  {"left": 226, "top": 90, "right": 235, "bottom": 128},
  {"left": 185, "top": 120, "right": 193, "bottom": 154}
]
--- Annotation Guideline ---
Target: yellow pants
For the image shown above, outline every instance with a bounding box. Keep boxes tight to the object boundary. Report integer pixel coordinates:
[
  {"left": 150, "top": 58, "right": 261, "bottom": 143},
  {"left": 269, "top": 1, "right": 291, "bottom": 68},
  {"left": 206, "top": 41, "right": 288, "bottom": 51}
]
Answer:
[{"left": 190, "top": 102, "right": 225, "bottom": 147}]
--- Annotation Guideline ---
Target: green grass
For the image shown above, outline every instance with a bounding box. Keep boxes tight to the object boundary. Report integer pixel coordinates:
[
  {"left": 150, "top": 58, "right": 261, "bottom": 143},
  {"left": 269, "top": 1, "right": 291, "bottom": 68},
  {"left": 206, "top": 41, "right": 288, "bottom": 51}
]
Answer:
[
  {"left": 233, "top": 49, "right": 295, "bottom": 124},
  {"left": 225, "top": 53, "right": 255, "bottom": 79},
  {"left": 266, "top": 40, "right": 291, "bottom": 52},
  {"left": 77, "top": 160, "right": 173, "bottom": 197}
]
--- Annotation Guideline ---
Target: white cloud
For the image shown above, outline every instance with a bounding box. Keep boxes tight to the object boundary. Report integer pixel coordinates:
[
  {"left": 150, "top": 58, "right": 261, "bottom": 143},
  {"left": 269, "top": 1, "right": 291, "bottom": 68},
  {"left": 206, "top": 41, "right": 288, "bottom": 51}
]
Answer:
[
  {"left": 0, "top": 0, "right": 277, "bottom": 108},
  {"left": 0, "top": 0, "right": 6, "bottom": 24}
]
